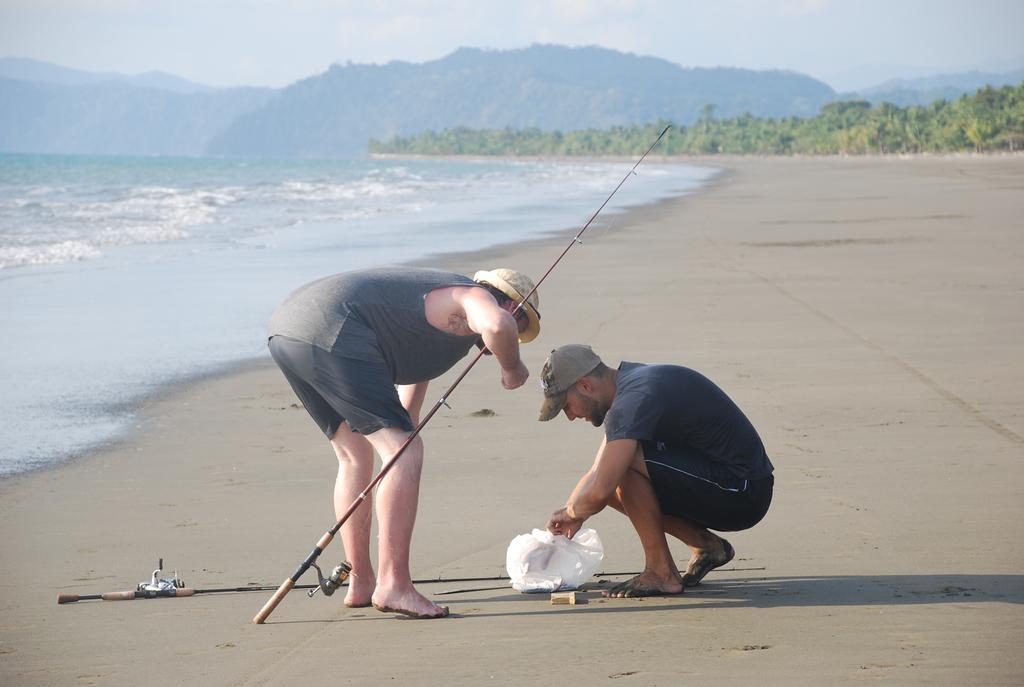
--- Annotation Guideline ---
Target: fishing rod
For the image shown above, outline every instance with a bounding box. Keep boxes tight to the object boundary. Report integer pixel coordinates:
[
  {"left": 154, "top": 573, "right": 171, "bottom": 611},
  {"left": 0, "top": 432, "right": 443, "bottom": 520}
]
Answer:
[
  {"left": 59, "top": 559, "right": 347, "bottom": 605},
  {"left": 64, "top": 566, "right": 731, "bottom": 604},
  {"left": 253, "top": 125, "right": 673, "bottom": 624},
  {"left": 59, "top": 585, "right": 278, "bottom": 604}
]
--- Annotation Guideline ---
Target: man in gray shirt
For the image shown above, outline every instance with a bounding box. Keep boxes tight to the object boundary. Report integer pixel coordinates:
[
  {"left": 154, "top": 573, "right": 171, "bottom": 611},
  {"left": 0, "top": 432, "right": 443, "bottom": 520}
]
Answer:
[
  {"left": 268, "top": 267, "right": 541, "bottom": 618},
  {"left": 538, "top": 344, "right": 773, "bottom": 597}
]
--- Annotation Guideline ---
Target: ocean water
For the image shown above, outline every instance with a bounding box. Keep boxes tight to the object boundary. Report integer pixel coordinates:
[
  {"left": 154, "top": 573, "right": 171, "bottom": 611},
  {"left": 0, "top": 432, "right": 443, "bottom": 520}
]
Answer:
[{"left": 0, "top": 154, "right": 716, "bottom": 477}]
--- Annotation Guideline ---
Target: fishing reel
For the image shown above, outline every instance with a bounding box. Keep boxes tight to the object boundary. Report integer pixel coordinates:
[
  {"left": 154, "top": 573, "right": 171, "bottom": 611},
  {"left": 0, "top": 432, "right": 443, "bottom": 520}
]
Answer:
[
  {"left": 308, "top": 561, "right": 352, "bottom": 598},
  {"left": 136, "top": 558, "right": 185, "bottom": 596}
]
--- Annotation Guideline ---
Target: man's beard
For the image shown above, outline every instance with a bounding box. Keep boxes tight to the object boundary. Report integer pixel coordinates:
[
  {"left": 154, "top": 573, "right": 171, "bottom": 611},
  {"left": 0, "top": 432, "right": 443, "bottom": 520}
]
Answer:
[{"left": 585, "top": 397, "right": 607, "bottom": 427}]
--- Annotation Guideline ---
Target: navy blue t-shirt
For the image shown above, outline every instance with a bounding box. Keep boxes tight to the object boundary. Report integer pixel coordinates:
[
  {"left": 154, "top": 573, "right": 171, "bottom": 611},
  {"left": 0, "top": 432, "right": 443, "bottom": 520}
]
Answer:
[{"left": 604, "top": 362, "right": 773, "bottom": 485}]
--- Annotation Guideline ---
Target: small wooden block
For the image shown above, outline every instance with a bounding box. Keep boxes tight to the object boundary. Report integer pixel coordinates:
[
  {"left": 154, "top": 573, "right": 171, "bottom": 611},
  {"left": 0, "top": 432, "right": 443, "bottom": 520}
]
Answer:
[{"left": 550, "top": 591, "right": 577, "bottom": 605}]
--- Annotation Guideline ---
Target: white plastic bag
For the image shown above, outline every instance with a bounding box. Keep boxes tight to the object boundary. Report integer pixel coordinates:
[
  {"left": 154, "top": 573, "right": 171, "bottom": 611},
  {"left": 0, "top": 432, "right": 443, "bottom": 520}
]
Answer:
[{"left": 505, "top": 528, "right": 604, "bottom": 592}]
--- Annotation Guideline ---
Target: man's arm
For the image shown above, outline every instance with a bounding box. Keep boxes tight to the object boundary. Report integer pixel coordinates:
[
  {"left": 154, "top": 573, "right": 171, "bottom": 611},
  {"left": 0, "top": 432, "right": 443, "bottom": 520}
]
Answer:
[
  {"left": 457, "top": 287, "right": 529, "bottom": 389},
  {"left": 548, "top": 437, "right": 639, "bottom": 537}
]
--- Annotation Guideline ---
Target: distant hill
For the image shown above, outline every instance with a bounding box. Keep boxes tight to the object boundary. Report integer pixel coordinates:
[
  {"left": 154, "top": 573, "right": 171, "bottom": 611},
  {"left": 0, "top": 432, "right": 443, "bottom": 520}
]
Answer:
[
  {"left": 851, "top": 68, "right": 1024, "bottom": 107},
  {"left": 209, "top": 45, "right": 837, "bottom": 157},
  {"left": 0, "top": 56, "right": 215, "bottom": 94},
  {"left": 2, "top": 46, "right": 838, "bottom": 157},
  {"left": 0, "top": 77, "right": 275, "bottom": 156},
  {"left": 372, "top": 82, "right": 1024, "bottom": 156}
]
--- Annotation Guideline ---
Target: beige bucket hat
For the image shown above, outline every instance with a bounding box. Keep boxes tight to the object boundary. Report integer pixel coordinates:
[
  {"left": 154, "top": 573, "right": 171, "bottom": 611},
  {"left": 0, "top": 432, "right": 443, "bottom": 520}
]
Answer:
[{"left": 473, "top": 268, "right": 541, "bottom": 343}]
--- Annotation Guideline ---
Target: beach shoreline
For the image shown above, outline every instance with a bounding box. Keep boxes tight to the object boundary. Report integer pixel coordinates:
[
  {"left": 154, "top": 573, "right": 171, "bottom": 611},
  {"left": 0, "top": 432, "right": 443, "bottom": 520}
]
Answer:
[
  {"left": 0, "top": 158, "right": 724, "bottom": 485},
  {"left": 2, "top": 155, "right": 1021, "bottom": 686},
  {"left": 371, "top": 150, "right": 1024, "bottom": 164},
  {"left": 0, "top": 154, "right": 716, "bottom": 480}
]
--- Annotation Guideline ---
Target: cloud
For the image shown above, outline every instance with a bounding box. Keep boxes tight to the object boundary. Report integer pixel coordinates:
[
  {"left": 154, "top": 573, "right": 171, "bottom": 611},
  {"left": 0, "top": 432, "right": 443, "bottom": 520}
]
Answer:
[
  {"left": 548, "top": 0, "right": 647, "bottom": 21},
  {"left": 720, "top": 0, "right": 830, "bottom": 18},
  {"left": 778, "top": 0, "right": 830, "bottom": 16}
]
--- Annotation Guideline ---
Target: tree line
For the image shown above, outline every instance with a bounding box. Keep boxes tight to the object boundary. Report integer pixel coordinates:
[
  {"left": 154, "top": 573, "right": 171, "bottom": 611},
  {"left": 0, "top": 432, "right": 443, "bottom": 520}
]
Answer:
[{"left": 370, "top": 82, "right": 1024, "bottom": 156}]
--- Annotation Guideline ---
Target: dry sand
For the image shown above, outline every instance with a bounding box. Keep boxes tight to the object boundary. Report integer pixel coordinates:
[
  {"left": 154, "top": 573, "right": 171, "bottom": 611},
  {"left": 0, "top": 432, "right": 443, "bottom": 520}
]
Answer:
[{"left": 1, "top": 156, "right": 1022, "bottom": 685}]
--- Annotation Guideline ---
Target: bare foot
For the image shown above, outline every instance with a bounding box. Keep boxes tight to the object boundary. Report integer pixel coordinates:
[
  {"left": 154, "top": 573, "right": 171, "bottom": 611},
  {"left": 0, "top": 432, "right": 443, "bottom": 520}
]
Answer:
[
  {"left": 372, "top": 585, "right": 449, "bottom": 619},
  {"left": 603, "top": 570, "right": 684, "bottom": 598},
  {"left": 344, "top": 571, "right": 376, "bottom": 608},
  {"left": 682, "top": 538, "right": 735, "bottom": 587}
]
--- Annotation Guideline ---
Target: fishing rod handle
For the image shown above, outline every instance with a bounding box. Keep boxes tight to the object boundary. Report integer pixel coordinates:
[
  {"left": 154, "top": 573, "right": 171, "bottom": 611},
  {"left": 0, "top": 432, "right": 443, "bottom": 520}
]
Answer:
[
  {"left": 58, "top": 591, "right": 136, "bottom": 603},
  {"left": 58, "top": 588, "right": 197, "bottom": 604},
  {"left": 57, "top": 594, "right": 87, "bottom": 604},
  {"left": 253, "top": 578, "right": 294, "bottom": 624},
  {"left": 253, "top": 530, "right": 335, "bottom": 623}
]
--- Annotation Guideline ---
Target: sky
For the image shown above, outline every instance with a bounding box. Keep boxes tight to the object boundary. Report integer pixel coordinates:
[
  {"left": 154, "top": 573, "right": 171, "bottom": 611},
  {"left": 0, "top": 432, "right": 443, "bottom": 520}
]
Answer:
[{"left": 1, "top": 0, "right": 1022, "bottom": 91}]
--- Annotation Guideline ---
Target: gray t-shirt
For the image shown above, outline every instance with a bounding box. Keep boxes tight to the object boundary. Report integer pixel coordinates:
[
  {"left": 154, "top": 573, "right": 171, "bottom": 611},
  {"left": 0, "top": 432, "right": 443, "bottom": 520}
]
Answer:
[
  {"left": 604, "top": 362, "right": 773, "bottom": 484},
  {"left": 268, "top": 268, "right": 481, "bottom": 384}
]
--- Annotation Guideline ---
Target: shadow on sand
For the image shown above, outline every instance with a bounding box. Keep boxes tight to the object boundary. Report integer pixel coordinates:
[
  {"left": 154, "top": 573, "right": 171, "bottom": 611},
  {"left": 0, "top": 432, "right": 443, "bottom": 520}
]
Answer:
[
  {"left": 259, "top": 574, "right": 1023, "bottom": 623},
  {"left": 447, "top": 573, "right": 1024, "bottom": 619}
]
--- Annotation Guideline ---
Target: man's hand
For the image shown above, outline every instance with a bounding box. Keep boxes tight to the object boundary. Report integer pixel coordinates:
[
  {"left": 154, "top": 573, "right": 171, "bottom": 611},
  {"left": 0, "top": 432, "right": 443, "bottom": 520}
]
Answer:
[
  {"left": 547, "top": 507, "right": 586, "bottom": 539},
  {"left": 456, "top": 287, "right": 527, "bottom": 388},
  {"left": 501, "top": 360, "right": 529, "bottom": 390}
]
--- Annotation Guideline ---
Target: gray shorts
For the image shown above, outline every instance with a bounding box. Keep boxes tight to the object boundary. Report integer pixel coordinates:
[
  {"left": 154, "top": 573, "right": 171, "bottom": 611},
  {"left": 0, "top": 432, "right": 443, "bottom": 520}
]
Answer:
[{"left": 268, "top": 335, "right": 413, "bottom": 437}]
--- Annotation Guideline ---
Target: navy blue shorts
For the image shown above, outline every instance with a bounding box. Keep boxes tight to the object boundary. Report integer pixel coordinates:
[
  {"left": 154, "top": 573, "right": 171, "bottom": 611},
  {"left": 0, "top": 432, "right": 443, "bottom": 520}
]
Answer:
[
  {"left": 641, "top": 440, "right": 773, "bottom": 532},
  {"left": 268, "top": 335, "right": 413, "bottom": 437}
]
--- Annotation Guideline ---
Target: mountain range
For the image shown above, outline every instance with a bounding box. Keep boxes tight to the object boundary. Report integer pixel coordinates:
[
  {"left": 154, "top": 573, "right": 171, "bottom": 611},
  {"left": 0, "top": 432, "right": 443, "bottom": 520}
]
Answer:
[
  {"left": 207, "top": 46, "right": 835, "bottom": 157},
  {"left": 0, "top": 56, "right": 215, "bottom": 94},
  {"left": 1, "top": 47, "right": 1021, "bottom": 158}
]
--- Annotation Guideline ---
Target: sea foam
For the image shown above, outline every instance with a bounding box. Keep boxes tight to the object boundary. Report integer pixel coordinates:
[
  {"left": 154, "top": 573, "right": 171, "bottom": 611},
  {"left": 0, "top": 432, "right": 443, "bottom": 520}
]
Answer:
[{"left": 0, "top": 154, "right": 717, "bottom": 477}]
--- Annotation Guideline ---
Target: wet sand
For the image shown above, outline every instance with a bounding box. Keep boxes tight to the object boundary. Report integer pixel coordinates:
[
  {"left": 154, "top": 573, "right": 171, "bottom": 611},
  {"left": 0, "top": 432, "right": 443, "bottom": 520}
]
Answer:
[{"left": 1, "top": 155, "right": 1022, "bottom": 685}]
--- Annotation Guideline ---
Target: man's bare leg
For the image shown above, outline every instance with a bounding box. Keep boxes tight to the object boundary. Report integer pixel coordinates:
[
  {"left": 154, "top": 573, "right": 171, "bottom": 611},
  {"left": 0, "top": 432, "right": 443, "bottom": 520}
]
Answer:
[
  {"left": 604, "top": 447, "right": 684, "bottom": 597},
  {"left": 329, "top": 424, "right": 377, "bottom": 607},
  {"left": 661, "top": 515, "right": 734, "bottom": 587},
  {"left": 363, "top": 427, "right": 448, "bottom": 618},
  {"left": 606, "top": 449, "right": 733, "bottom": 589},
  {"left": 609, "top": 498, "right": 734, "bottom": 587}
]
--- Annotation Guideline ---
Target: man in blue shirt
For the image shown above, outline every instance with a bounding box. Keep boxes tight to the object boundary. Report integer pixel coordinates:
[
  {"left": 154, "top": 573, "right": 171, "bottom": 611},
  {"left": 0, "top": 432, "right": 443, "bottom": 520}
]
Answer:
[{"left": 539, "top": 344, "right": 773, "bottom": 597}]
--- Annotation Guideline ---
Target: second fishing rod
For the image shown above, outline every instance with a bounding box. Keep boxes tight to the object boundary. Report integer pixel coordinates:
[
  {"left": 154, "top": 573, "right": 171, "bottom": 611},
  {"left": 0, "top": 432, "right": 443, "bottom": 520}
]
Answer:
[{"left": 253, "top": 124, "right": 672, "bottom": 624}]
